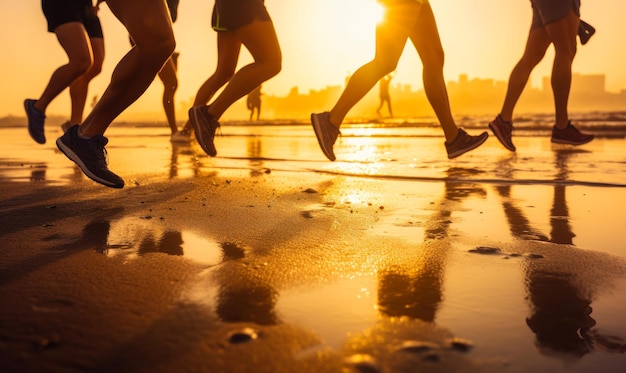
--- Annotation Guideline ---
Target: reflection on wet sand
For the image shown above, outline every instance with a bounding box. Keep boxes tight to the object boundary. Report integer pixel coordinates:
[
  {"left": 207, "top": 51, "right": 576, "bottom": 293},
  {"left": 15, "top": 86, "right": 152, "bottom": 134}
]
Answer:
[
  {"left": 495, "top": 148, "right": 625, "bottom": 359},
  {"left": 169, "top": 142, "right": 200, "bottom": 179},
  {"left": 378, "top": 168, "right": 486, "bottom": 322}
]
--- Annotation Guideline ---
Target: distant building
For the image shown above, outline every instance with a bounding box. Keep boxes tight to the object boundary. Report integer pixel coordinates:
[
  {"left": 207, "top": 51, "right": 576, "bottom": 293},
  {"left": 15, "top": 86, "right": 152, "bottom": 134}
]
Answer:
[{"left": 542, "top": 73, "right": 606, "bottom": 95}]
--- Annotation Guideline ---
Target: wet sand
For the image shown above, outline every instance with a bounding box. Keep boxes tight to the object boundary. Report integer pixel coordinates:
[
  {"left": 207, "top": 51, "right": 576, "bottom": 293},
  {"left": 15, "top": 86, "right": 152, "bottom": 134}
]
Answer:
[{"left": 1, "top": 124, "right": 626, "bottom": 372}]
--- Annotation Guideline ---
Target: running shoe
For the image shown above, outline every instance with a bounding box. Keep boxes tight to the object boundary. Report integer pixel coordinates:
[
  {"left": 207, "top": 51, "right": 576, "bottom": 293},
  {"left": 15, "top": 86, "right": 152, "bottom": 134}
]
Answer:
[
  {"left": 170, "top": 130, "right": 192, "bottom": 143},
  {"left": 489, "top": 114, "right": 516, "bottom": 151},
  {"left": 24, "top": 99, "right": 46, "bottom": 144},
  {"left": 551, "top": 121, "right": 594, "bottom": 145},
  {"left": 311, "top": 112, "right": 340, "bottom": 161},
  {"left": 445, "top": 129, "right": 489, "bottom": 159},
  {"left": 578, "top": 20, "right": 595, "bottom": 45},
  {"left": 56, "top": 125, "right": 124, "bottom": 188},
  {"left": 188, "top": 106, "right": 220, "bottom": 156}
]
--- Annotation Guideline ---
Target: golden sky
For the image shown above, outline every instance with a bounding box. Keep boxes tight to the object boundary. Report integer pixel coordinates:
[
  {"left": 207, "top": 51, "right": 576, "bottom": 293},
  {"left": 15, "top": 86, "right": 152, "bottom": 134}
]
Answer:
[{"left": 2, "top": 0, "right": 625, "bottom": 120}]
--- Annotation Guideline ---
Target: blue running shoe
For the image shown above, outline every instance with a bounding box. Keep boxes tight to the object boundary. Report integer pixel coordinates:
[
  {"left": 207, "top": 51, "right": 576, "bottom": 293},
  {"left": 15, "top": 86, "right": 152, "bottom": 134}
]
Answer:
[{"left": 24, "top": 99, "right": 46, "bottom": 144}]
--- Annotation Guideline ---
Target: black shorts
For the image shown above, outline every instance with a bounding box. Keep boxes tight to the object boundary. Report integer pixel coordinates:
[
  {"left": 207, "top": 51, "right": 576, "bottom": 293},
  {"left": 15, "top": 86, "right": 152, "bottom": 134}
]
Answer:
[
  {"left": 41, "top": 0, "right": 103, "bottom": 38},
  {"left": 530, "top": 0, "right": 580, "bottom": 29},
  {"left": 211, "top": 0, "right": 271, "bottom": 32}
]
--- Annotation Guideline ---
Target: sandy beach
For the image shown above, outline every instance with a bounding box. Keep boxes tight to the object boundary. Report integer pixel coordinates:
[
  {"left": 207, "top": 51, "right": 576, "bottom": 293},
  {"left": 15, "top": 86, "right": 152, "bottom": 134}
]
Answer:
[{"left": 1, "top": 121, "right": 626, "bottom": 373}]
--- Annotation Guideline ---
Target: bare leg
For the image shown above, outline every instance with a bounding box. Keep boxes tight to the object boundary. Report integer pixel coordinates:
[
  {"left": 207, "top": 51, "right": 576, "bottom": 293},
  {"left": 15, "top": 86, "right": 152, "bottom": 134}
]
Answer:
[
  {"left": 158, "top": 57, "right": 179, "bottom": 134},
  {"left": 499, "top": 29, "right": 550, "bottom": 123},
  {"left": 207, "top": 19, "right": 282, "bottom": 119},
  {"left": 180, "top": 32, "right": 241, "bottom": 132},
  {"left": 409, "top": 3, "right": 457, "bottom": 142},
  {"left": 80, "top": 0, "right": 175, "bottom": 138},
  {"left": 329, "top": 2, "right": 420, "bottom": 128},
  {"left": 68, "top": 36, "right": 104, "bottom": 124},
  {"left": 36, "top": 22, "right": 93, "bottom": 113},
  {"left": 544, "top": 10, "right": 579, "bottom": 129}
]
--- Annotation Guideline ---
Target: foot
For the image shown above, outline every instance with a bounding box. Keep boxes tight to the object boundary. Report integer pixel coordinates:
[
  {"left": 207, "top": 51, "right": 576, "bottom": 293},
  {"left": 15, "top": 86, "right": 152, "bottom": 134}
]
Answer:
[
  {"left": 24, "top": 99, "right": 46, "bottom": 144},
  {"left": 311, "top": 112, "right": 340, "bottom": 161},
  {"left": 61, "top": 120, "right": 73, "bottom": 133},
  {"left": 445, "top": 129, "right": 489, "bottom": 159},
  {"left": 551, "top": 121, "right": 594, "bottom": 145},
  {"left": 170, "top": 130, "right": 192, "bottom": 143},
  {"left": 188, "top": 106, "right": 220, "bottom": 156},
  {"left": 489, "top": 114, "right": 516, "bottom": 151},
  {"left": 56, "top": 125, "right": 124, "bottom": 188}
]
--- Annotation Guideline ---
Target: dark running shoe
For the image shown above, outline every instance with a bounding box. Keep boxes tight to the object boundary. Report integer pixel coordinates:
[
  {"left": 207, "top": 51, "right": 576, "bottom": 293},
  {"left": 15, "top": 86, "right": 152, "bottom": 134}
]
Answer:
[
  {"left": 489, "top": 114, "right": 516, "bottom": 152},
  {"left": 445, "top": 129, "right": 489, "bottom": 159},
  {"left": 24, "top": 99, "right": 46, "bottom": 144},
  {"left": 188, "top": 106, "right": 220, "bottom": 156},
  {"left": 551, "top": 121, "right": 594, "bottom": 145},
  {"left": 56, "top": 125, "right": 124, "bottom": 188},
  {"left": 311, "top": 112, "right": 340, "bottom": 161},
  {"left": 578, "top": 20, "right": 595, "bottom": 45}
]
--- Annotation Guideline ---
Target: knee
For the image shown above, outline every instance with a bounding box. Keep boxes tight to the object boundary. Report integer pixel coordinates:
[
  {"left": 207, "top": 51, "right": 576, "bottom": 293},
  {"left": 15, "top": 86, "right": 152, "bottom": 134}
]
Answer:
[
  {"left": 169, "top": 77, "right": 178, "bottom": 93},
  {"left": 266, "top": 58, "right": 282, "bottom": 79},
  {"left": 421, "top": 47, "right": 445, "bottom": 71},
  {"left": 155, "top": 35, "right": 176, "bottom": 64},
  {"left": 554, "top": 44, "right": 577, "bottom": 62},
  {"left": 139, "top": 32, "right": 176, "bottom": 67},
  {"left": 372, "top": 59, "right": 398, "bottom": 78},
  {"left": 71, "top": 55, "right": 94, "bottom": 77}
]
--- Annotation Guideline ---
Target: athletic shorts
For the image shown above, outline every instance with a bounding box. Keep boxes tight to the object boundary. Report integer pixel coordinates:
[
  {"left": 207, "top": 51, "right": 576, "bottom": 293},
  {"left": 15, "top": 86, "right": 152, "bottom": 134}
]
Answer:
[
  {"left": 530, "top": 0, "right": 580, "bottom": 29},
  {"left": 41, "top": 0, "right": 103, "bottom": 38},
  {"left": 167, "top": 0, "right": 179, "bottom": 23},
  {"left": 211, "top": 0, "right": 271, "bottom": 32}
]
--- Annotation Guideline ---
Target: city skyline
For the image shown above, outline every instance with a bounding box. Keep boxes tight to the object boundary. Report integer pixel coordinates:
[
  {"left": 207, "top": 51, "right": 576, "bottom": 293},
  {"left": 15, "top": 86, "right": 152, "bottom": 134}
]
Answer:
[
  {"left": 4, "top": 71, "right": 622, "bottom": 124},
  {"left": 3, "top": 1, "right": 625, "bottom": 121}
]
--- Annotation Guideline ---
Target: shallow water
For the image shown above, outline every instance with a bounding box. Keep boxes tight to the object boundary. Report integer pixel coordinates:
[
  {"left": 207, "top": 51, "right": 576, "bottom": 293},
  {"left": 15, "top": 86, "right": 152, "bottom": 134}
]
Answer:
[{"left": 1, "top": 119, "right": 626, "bottom": 372}]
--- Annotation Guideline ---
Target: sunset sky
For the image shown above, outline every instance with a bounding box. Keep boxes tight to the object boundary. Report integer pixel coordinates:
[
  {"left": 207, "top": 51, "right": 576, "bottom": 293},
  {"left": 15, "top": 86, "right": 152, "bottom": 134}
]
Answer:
[{"left": 2, "top": 0, "right": 625, "bottom": 120}]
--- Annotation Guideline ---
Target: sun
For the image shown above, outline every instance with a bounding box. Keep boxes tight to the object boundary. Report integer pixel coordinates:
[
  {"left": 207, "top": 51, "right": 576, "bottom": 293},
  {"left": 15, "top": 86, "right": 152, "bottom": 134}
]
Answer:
[{"left": 313, "top": 0, "right": 384, "bottom": 56}]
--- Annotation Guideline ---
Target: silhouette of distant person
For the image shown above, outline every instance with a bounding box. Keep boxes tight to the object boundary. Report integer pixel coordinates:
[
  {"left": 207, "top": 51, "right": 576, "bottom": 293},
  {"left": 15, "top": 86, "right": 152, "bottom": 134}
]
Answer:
[
  {"left": 311, "top": 0, "right": 488, "bottom": 161},
  {"left": 247, "top": 85, "right": 262, "bottom": 121},
  {"left": 56, "top": 0, "right": 176, "bottom": 188},
  {"left": 25, "top": 0, "right": 105, "bottom": 142},
  {"left": 376, "top": 74, "right": 393, "bottom": 118},
  {"left": 489, "top": 0, "right": 594, "bottom": 152},
  {"left": 182, "top": 0, "right": 282, "bottom": 157}
]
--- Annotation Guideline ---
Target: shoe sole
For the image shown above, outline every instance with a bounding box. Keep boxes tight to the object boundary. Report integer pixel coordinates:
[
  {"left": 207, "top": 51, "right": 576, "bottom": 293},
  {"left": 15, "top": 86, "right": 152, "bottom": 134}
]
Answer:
[
  {"left": 551, "top": 136, "right": 595, "bottom": 146},
  {"left": 310, "top": 114, "right": 336, "bottom": 161},
  {"left": 56, "top": 137, "right": 124, "bottom": 188},
  {"left": 489, "top": 123, "right": 516, "bottom": 152},
  {"left": 447, "top": 132, "right": 489, "bottom": 159},
  {"left": 189, "top": 108, "right": 217, "bottom": 156}
]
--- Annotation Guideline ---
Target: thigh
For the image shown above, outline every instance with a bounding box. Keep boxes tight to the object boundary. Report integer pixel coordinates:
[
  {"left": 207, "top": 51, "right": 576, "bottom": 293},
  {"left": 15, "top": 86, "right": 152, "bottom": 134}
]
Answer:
[
  {"left": 90, "top": 36, "right": 105, "bottom": 67},
  {"left": 105, "top": 0, "right": 174, "bottom": 47},
  {"left": 215, "top": 31, "right": 243, "bottom": 72},
  {"left": 234, "top": 20, "right": 281, "bottom": 64},
  {"left": 543, "top": 8, "right": 579, "bottom": 52},
  {"left": 375, "top": 1, "right": 421, "bottom": 62},
  {"left": 408, "top": 2, "right": 444, "bottom": 63},
  {"left": 54, "top": 22, "right": 93, "bottom": 62}
]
